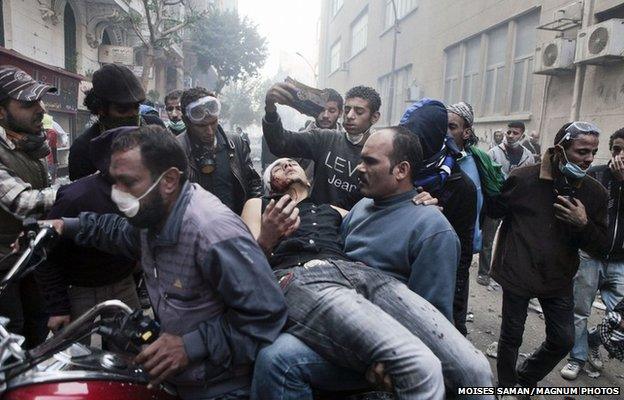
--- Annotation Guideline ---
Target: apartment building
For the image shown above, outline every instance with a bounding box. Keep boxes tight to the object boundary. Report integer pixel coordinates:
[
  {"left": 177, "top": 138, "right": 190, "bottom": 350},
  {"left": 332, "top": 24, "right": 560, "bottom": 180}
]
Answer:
[{"left": 318, "top": 0, "right": 624, "bottom": 160}]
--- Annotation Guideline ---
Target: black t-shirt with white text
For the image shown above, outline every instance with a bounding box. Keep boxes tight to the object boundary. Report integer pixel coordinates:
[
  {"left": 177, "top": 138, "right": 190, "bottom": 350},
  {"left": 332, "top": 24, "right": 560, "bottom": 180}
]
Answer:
[{"left": 262, "top": 112, "right": 366, "bottom": 209}]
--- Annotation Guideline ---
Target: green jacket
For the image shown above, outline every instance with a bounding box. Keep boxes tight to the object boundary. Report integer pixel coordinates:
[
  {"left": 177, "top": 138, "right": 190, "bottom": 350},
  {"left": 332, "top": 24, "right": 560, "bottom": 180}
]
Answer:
[{"left": 467, "top": 145, "right": 505, "bottom": 197}]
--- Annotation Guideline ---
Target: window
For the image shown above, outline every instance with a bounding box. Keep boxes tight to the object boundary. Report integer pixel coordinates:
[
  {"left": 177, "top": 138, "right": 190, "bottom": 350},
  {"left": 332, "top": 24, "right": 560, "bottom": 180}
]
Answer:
[
  {"left": 350, "top": 12, "right": 368, "bottom": 57},
  {"left": 443, "top": 10, "right": 539, "bottom": 117},
  {"left": 510, "top": 12, "right": 539, "bottom": 112},
  {"left": 64, "top": 3, "right": 77, "bottom": 72},
  {"left": 384, "top": 0, "right": 418, "bottom": 29},
  {"left": 461, "top": 37, "right": 481, "bottom": 106},
  {"left": 329, "top": 40, "right": 341, "bottom": 73},
  {"left": 378, "top": 65, "right": 412, "bottom": 124},
  {"left": 483, "top": 24, "right": 507, "bottom": 115},
  {"left": 330, "top": 0, "right": 343, "bottom": 18},
  {"left": 444, "top": 46, "right": 460, "bottom": 104}
]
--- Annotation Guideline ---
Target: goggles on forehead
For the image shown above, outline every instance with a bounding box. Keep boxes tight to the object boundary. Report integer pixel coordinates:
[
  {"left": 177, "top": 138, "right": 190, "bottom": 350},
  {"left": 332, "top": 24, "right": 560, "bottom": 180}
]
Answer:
[
  {"left": 557, "top": 121, "right": 601, "bottom": 145},
  {"left": 185, "top": 96, "right": 221, "bottom": 124}
]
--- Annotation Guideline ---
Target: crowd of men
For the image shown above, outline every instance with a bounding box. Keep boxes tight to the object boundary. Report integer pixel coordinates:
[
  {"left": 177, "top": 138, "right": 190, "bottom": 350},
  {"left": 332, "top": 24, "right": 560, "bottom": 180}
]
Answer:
[{"left": 1, "top": 61, "right": 623, "bottom": 400}]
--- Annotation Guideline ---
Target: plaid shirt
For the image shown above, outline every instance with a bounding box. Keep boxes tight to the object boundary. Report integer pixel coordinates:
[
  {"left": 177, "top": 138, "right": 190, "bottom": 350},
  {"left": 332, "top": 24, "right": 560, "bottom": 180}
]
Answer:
[{"left": 0, "top": 128, "right": 57, "bottom": 218}]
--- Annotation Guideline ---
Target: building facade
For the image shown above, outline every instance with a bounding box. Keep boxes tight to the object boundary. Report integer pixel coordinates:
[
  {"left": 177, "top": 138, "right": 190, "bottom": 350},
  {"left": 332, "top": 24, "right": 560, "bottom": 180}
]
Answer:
[{"left": 318, "top": 0, "right": 624, "bottom": 161}]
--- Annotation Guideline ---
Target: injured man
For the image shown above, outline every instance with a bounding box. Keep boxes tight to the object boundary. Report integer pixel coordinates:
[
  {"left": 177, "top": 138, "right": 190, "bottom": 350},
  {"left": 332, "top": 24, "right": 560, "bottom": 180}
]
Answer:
[{"left": 241, "top": 126, "right": 494, "bottom": 400}]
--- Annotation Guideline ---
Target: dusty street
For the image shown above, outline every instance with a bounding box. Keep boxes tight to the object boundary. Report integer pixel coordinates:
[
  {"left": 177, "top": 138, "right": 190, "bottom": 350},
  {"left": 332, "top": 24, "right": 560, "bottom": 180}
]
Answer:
[{"left": 466, "top": 259, "right": 624, "bottom": 400}]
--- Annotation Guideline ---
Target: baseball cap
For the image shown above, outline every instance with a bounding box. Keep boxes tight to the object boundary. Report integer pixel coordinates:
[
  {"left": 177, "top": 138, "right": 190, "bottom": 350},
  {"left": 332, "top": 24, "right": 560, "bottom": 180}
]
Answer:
[
  {"left": 92, "top": 64, "right": 145, "bottom": 104},
  {"left": 0, "top": 65, "right": 57, "bottom": 102}
]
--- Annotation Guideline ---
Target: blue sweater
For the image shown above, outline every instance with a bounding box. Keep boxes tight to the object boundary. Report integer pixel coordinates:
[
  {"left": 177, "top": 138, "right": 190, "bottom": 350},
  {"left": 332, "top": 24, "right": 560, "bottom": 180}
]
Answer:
[{"left": 341, "top": 189, "right": 460, "bottom": 320}]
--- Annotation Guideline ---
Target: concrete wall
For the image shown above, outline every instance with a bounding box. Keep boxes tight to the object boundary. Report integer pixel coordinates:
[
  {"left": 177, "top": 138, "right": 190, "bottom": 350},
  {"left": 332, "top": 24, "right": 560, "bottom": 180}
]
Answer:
[{"left": 319, "top": 0, "right": 624, "bottom": 163}]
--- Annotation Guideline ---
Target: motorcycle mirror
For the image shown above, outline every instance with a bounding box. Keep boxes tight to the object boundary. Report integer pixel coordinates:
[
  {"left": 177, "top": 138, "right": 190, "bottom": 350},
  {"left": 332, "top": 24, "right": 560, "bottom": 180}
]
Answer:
[{"left": 0, "top": 221, "right": 59, "bottom": 297}]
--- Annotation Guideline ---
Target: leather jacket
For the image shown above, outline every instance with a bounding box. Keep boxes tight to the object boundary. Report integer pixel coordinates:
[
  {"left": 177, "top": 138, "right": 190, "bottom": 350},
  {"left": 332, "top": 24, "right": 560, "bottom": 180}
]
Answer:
[{"left": 177, "top": 125, "right": 262, "bottom": 215}]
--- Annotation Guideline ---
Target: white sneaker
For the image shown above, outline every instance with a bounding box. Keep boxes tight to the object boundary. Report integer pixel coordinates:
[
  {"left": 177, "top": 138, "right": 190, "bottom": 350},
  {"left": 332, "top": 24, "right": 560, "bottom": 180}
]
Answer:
[
  {"left": 588, "top": 344, "right": 604, "bottom": 370},
  {"left": 560, "top": 361, "right": 582, "bottom": 380}
]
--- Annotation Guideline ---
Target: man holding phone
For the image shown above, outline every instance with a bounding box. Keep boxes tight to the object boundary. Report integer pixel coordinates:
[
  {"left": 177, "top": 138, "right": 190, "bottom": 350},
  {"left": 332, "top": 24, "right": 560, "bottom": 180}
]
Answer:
[
  {"left": 561, "top": 127, "right": 624, "bottom": 380},
  {"left": 487, "top": 122, "right": 609, "bottom": 391},
  {"left": 263, "top": 84, "right": 381, "bottom": 210}
]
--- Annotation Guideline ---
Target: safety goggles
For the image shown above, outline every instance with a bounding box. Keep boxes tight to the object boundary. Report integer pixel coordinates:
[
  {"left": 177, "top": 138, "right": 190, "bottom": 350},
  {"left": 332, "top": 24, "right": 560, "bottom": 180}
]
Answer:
[
  {"left": 557, "top": 121, "right": 601, "bottom": 145},
  {"left": 185, "top": 96, "right": 221, "bottom": 124}
]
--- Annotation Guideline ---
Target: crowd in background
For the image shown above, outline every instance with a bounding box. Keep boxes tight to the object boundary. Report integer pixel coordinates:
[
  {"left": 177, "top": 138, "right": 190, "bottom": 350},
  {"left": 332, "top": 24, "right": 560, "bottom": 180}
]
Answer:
[{"left": 1, "top": 62, "right": 624, "bottom": 400}]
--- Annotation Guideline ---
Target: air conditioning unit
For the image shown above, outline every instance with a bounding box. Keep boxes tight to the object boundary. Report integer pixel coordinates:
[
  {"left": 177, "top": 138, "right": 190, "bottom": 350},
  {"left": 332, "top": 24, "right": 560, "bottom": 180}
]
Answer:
[
  {"left": 534, "top": 38, "right": 576, "bottom": 75},
  {"left": 575, "top": 18, "right": 624, "bottom": 64},
  {"left": 553, "top": 1, "right": 583, "bottom": 23}
]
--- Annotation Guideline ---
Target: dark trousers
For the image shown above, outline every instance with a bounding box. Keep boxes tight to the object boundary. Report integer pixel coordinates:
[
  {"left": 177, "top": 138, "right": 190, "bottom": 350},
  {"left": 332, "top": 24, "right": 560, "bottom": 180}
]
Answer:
[
  {"left": 0, "top": 273, "right": 48, "bottom": 349},
  {"left": 497, "top": 289, "right": 574, "bottom": 387},
  {"left": 478, "top": 217, "right": 500, "bottom": 277},
  {"left": 453, "top": 260, "right": 471, "bottom": 335}
]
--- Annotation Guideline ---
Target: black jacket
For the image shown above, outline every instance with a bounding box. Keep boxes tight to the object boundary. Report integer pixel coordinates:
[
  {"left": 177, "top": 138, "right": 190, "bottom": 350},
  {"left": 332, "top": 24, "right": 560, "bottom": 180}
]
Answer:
[
  {"left": 68, "top": 115, "right": 165, "bottom": 181},
  {"left": 432, "top": 167, "right": 477, "bottom": 273},
  {"left": 588, "top": 164, "right": 624, "bottom": 261},
  {"left": 36, "top": 129, "right": 136, "bottom": 315},
  {"left": 177, "top": 125, "right": 262, "bottom": 215}
]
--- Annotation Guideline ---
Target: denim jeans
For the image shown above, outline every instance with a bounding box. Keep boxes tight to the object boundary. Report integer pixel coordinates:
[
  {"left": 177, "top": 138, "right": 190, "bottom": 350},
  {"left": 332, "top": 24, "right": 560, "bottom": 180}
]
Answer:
[
  {"left": 251, "top": 333, "right": 369, "bottom": 400},
  {"left": 497, "top": 289, "right": 574, "bottom": 387},
  {"left": 569, "top": 252, "right": 624, "bottom": 364},
  {"left": 257, "top": 259, "right": 493, "bottom": 399},
  {"left": 478, "top": 217, "right": 500, "bottom": 277}
]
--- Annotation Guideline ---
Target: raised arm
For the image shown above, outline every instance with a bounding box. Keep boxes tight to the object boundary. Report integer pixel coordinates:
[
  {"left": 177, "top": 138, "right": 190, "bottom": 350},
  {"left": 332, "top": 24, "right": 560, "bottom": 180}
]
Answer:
[{"left": 262, "top": 83, "right": 327, "bottom": 160}]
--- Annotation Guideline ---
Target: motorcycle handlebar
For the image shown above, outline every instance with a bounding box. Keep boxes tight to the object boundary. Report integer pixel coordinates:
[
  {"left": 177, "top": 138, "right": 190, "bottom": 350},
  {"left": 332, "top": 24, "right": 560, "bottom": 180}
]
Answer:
[
  {"left": 28, "top": 300, "right": 133, "bottom": 361},
  {"left": 0, "top": 223, "right": 58, "bottom": 296}
]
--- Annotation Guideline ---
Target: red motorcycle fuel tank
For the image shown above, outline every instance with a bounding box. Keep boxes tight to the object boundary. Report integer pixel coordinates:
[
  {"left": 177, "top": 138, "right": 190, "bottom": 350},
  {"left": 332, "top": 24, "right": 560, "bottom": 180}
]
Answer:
[{"left": 3, "top": 380, "right": 179, "bottom": 400}]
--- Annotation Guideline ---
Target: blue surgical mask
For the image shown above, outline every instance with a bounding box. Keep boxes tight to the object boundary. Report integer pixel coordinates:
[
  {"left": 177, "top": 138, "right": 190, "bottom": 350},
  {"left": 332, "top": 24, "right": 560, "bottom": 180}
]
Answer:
[
  {"left": 168, "top": 120, "right": 186, "bottom": 131},
  {"left": 557, "top": 146, "right": 587, "bottom": 179}
]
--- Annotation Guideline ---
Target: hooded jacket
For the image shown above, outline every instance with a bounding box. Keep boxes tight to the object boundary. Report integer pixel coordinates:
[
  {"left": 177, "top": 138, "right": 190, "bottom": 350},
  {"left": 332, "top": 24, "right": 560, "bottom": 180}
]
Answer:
[
  {"left": 400, "top": 99, "right": 476, "bottom": 275},
  {"left": 36, "top": 128, "right": 137, "bottom": 315}
]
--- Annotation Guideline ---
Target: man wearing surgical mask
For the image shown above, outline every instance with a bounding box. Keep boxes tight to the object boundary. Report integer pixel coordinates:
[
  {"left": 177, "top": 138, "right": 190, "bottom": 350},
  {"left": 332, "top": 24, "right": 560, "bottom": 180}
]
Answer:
[
  {"left": 164, "top": 90, "right": 186, "bottom": 136},
  {"left": 41, "top": 126, "right": 286, "bottom": 399},
  {"left": 177, "top": 87, "right": 262, "bottom": 215},
  {"left": 37, "top": 127, "right": 140, "bottom": 335},
  {"left": 487, "top": 122, "right": 609, "bottom": 391},
  {"left": 488, "top": 121, "right": 534, "bottom": 176}
]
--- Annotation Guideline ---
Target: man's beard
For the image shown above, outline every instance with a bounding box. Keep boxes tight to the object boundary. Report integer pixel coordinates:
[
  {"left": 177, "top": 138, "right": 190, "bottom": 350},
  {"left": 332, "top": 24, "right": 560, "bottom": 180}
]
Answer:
[
  {"left": 128, "top": 190, "right": 167, "bottom": 229},
  {"left": 6, "top": 111, "right": 42, "bottom": 135}
]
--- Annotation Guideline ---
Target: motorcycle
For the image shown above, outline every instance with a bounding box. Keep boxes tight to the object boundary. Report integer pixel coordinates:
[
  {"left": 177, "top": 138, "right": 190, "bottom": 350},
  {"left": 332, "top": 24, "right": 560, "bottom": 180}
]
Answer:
[{"left": 0, "top": 220, "right": 180, "bottom": 399}]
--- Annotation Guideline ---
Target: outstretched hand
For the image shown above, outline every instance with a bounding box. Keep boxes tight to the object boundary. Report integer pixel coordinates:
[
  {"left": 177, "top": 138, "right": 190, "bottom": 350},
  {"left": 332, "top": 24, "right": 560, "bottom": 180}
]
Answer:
[{"left": 257, "top": 195, "right": 301, "bottom": 253}]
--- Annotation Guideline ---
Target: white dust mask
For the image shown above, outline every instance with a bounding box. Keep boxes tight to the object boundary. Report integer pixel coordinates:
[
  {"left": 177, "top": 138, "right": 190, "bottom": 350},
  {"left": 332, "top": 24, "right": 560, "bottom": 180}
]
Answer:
[{"left": 111, "top": 169, "right": 170, "bottom": 218}]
